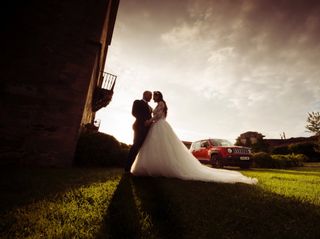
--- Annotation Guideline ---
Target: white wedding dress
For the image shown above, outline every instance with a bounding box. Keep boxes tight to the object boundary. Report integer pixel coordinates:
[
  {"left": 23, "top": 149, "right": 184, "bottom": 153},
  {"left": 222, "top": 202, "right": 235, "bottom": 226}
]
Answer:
[{"left": 131, "top": 102, "right": 258, "bottom": 185}]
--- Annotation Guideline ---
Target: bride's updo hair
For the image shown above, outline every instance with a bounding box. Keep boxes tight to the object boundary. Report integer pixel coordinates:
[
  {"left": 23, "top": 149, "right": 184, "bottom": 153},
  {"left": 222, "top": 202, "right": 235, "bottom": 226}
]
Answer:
[{"left": 154, "top": 91, "right": 168, "bottom": 117}]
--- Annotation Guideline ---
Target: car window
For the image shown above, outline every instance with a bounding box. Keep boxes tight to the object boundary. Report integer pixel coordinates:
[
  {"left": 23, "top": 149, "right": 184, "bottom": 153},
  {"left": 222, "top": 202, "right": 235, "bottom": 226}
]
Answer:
[
  {"left": 193, "top": 141, "right": 201, "bottom": 150},
  {"left": 210, "top": 139, "right": 233, "bottom": 146},
  {"left": 201, "top": 141, "right": 209, "bottom": 147}
]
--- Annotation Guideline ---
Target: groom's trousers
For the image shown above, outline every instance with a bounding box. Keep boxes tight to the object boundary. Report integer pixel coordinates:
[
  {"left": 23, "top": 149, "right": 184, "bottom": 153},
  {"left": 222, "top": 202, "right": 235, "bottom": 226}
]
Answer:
[{"left": 125, "top": 126, "right": 149, "bottom": 172}]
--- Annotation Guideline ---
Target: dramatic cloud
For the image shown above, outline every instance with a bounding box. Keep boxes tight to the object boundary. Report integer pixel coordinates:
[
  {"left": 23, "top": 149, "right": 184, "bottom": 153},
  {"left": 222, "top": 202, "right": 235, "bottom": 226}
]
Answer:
[{"left": 98, "top": 0, "right": 320, "bottom": 143}]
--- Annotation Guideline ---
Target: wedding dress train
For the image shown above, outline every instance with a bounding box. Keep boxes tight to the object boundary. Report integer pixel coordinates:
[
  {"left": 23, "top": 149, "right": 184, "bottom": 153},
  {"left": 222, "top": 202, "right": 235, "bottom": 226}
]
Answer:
[{"left": 131, "top": 102, "right": 258, "bottom": 185}]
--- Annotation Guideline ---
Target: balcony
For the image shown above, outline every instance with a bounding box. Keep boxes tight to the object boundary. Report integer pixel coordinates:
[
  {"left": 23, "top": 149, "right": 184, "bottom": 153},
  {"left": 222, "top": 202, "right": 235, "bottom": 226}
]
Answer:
[{"left": 92, "top": 72, "right": 117, "bottom": 112}]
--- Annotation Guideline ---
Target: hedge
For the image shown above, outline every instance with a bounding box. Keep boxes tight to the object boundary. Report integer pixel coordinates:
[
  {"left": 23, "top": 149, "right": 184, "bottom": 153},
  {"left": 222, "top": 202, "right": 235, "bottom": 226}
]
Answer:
[
  {"left": 271, "top": 142, "right": 320, "bottom": 161},
  {"left": 288, "top": 142, "right": 320, "bottom": 161},
  {"left": 252, "top": 152, "right": 307, "bottom": 169},
  {"left": 74, "top": 131, "right": 129, "bottom": 167}
]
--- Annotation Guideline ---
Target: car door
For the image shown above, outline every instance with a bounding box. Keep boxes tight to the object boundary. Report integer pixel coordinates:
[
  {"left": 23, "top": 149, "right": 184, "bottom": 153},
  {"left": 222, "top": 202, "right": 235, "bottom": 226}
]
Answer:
[
  {"left": 199, "top": 140, "right": 210, "bottom": 161},
  {"left": 191, "top": 141, "right": 201, "bottom": 158}
]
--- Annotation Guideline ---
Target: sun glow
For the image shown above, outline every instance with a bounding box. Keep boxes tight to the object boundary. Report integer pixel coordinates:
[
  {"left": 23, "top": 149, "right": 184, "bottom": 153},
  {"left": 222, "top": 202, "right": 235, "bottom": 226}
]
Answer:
[{"left": 96, "top": 107, "right": 134, "bottom": 144}]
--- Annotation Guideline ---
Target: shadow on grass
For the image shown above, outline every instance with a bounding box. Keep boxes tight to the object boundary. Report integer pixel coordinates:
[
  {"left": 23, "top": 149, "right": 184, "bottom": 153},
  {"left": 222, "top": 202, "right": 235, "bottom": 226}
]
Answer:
[
  {"left": 96, "top": 174, "right": 142, "bottom": 239},
  {"left": 97, "top": 175, "right": 184, "bottom": 239},
  {"left": 0, "top": 167, "right": 121, "bottom": 213},
  {"left": 98, "top": 175, "right": 320, "bottom": 239},
  {"left": 4, "top": 167, "right": 319, "bottom": 238},
  {"left": 131, "top": 177, "right": 184, "bottom": 238}
]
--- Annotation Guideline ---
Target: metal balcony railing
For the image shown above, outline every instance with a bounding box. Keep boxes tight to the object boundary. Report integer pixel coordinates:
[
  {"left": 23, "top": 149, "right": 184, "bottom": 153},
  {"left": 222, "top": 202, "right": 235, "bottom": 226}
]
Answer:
[
  {"left": 92, "top": 72, "right": 117, "bottom": 112},
  {"left": 101, "top": 72, "right": 117, "bottom": 90}
]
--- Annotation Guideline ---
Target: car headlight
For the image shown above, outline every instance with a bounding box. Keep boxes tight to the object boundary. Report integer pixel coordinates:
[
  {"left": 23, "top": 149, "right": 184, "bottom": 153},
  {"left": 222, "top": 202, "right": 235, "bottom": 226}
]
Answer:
[{"left": 227, "top": 148, "right": 233, "bottom": 153}]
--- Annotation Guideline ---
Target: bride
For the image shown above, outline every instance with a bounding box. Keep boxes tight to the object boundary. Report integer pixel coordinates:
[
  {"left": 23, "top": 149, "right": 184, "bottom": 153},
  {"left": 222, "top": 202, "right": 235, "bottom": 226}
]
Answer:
[{"left": 131, "top": 91, "right": 258, "bottom": 185}]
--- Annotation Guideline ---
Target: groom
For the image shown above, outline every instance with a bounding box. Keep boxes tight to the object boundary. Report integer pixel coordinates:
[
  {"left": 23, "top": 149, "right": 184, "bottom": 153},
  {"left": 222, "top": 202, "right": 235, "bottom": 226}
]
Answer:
[{"left": 125, "top": 90, "right": 153, "bottom": 172}]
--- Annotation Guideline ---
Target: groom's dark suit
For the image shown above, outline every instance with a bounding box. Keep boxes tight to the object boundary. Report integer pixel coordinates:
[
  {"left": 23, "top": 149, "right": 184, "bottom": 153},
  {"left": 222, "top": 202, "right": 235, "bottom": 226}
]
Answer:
[{"left": 125, "top": 99, "right": 152, "bottom": 172}]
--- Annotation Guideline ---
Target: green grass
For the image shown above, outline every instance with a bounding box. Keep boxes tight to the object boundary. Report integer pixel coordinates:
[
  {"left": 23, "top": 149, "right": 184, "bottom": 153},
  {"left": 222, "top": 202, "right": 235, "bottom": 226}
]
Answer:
[
  {"left": 242, "top": 167, "right": 320, "bottom": 206},
  {"left": 0, "top": 168, "right": 122, "bottom": 238},
  {"left": 1, "top": 165, "right": 320, "bottom": 238}
]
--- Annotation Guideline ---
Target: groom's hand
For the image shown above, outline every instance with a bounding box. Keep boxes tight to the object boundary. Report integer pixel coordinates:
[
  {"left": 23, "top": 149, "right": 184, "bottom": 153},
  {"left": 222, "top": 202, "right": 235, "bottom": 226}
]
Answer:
[{"left": 144, "top": 119, "right": 152, "bottom": 126}]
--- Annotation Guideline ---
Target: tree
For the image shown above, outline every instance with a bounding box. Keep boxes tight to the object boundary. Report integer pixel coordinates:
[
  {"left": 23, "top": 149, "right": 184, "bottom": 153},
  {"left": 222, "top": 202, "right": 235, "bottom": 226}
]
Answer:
[
  {"left": 306, "top": 112, "right": 320, "bottom": 135},
  {"left": 306, "top": 112, "right": 320, "bottom": 154}
]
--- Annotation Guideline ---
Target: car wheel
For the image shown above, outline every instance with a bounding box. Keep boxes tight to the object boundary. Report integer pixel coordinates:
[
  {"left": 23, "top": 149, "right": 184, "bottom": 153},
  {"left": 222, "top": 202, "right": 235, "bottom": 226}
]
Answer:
[{"left": 211, "top": 154, "right": 224, "bottom": 168}]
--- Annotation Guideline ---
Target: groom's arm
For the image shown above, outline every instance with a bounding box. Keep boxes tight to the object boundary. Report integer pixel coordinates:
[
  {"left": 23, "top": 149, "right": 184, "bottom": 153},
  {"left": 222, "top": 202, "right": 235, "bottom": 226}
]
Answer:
[{"left": 131, "top": 100, "right": 141, "bottom": 119}]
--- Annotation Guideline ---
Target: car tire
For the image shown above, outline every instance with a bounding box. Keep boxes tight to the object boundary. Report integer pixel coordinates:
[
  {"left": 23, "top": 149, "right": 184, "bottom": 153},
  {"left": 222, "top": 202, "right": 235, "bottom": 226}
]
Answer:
[{"left": 211, "top": 154, "right": 224, "bottom": 168}]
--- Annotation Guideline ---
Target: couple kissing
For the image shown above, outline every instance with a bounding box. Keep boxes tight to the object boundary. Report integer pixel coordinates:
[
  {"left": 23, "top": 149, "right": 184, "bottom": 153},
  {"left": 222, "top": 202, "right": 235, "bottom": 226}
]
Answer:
[{"left": 125, "top": 90, "right": 257, "bottom": 185}]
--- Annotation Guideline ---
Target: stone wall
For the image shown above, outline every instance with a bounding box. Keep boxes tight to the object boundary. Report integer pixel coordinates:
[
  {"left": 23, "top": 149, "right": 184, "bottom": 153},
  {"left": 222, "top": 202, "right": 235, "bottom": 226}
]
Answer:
[{"left": 0, "top": 0, "right": 120, "bottom": 166}]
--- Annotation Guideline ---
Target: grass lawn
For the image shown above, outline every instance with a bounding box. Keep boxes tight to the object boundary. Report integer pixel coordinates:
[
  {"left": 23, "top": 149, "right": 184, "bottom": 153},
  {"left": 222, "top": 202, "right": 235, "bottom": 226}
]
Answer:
[{"left": 1, "top": 164, "right": 320, "bottom": 239}]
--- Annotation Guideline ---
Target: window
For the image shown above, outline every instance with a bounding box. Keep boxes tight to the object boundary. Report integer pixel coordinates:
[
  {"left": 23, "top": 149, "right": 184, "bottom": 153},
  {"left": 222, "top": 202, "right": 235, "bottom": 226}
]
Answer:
[
  {"left": 193, "top": 141, "right": 201, "bottom": 150},
  {"left": 201, "top": 141, "right": 209, "bottom": 148},
  {"left": 210, "top": 139, "right": 233, "bottom": 146}
]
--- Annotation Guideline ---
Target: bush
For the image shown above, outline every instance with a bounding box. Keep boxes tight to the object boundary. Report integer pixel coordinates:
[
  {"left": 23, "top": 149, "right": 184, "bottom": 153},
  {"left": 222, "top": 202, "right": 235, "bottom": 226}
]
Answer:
[
  {"left": 271, "top": 154, "right": 306, "bottom": 168},
  {"left": 74, "top": 131, "right": 129, "bottom": 167},
  {"left": 271, "top": 145, "right": 290, "bottom": 155},
  {"left": 252, "top": 152, "right": 307, "bottom": 169},
  {"left": 252, "top": 152, "right": 273, "bottom": 168},
  {"left": 250, "top": 141, "right": 270, "bottom": 153},
  {"left": 270, "top": 142, "right": 320, "bottom": 162},
  {"left": 288, "top": 142, "right": 320, "bottom": 161}
]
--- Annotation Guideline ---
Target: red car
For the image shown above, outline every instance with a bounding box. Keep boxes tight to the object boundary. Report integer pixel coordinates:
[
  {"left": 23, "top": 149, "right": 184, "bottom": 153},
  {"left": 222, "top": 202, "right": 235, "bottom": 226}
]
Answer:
[{"left": 190, "top": 139, "right": 252, "bottom": 169}]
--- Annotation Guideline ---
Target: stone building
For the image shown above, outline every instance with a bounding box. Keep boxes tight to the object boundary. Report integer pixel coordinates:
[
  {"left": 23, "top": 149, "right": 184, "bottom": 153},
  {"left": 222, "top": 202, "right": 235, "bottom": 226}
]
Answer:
[
  {"left": 0, "top": 0, "right": 120, "bottom": 166},
  {"left": 237, "top": 131, "right": 265, "bottom": 146}
]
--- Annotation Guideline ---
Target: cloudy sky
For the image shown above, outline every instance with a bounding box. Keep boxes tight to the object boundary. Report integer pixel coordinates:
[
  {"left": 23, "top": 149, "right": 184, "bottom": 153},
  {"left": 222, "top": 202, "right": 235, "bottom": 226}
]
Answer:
[{"left": 96, "top": 0, "right": 320, "bottom": 144}]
